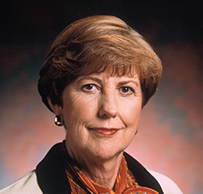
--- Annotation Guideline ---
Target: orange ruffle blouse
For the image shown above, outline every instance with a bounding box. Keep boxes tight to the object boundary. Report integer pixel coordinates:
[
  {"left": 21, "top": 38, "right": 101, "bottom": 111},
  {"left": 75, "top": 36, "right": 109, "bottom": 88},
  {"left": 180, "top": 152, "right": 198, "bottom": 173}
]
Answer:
[{"left": 64, "top": 155, "right": 158, "bottom": 194}]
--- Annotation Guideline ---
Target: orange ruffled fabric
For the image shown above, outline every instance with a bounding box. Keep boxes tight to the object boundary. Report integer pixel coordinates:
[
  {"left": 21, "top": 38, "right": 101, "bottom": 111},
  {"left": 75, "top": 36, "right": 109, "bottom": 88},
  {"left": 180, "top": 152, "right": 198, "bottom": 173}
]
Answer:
[{"left": 64, "top": 156, "right": 158, "bottom": 194}]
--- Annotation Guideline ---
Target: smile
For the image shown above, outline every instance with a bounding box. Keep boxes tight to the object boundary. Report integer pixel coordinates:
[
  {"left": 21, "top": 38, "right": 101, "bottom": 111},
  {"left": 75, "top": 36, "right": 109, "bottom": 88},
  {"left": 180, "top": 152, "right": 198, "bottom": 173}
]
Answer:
[{"left": 89, "top": 128, "right": 120, "bottom": 136}]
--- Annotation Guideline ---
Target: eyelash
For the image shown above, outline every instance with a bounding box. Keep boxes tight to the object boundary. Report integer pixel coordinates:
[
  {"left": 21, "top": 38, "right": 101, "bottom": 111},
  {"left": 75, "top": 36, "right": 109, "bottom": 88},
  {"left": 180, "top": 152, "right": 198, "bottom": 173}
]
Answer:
[
  {"left": 82, "top": 84, "right": 98, "bottom": 91},
  {"left": 82, "top": 84, "right": 134, "bottom": 95},
  {"left": 119, "top": 86, "right": 134, "bottom": 95}
]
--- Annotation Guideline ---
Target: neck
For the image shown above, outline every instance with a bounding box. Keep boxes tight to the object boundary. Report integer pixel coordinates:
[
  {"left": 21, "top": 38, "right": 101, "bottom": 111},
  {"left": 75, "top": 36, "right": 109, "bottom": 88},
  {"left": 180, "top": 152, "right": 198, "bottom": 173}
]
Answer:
[
  {"left": 81, "top": 154, "right": 123, "bottom": 189},
  {"left": 66, "top": 144, "right": 123, "bottom": 189}
]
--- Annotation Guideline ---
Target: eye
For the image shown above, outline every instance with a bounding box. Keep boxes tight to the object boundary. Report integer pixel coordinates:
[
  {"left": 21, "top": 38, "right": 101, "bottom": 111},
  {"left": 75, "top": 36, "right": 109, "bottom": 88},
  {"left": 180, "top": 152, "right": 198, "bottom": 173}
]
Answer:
[
  {"left": 82, "top": 84, "right": 95, "bottom": 90},
  {"left": 81, "top": 84, "right": 98, "bottom": 93},
  {"left": 119, "top": 86, "right": 134, "bottom": 95}
]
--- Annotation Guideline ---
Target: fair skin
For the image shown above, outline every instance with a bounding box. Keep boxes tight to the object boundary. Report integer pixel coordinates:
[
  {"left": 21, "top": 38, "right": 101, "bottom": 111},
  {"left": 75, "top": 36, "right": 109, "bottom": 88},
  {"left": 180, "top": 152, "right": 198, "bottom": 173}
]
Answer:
[{"left": 49, "top": 68, "right": 143, "bottom": 189}]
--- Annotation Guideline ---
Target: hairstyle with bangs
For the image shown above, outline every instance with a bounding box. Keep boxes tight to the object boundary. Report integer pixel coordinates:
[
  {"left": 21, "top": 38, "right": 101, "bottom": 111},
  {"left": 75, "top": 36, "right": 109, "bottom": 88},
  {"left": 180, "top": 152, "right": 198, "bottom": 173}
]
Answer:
[{"left": 38, "top": 15, "right": 162, "bottom": 111}]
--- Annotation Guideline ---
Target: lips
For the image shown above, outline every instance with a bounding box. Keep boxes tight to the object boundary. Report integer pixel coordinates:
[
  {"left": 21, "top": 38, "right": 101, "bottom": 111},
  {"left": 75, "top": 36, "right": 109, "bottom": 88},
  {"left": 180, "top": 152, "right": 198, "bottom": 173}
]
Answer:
[{"left": 90, "top": 128, "right": 119, "bottom": 136}]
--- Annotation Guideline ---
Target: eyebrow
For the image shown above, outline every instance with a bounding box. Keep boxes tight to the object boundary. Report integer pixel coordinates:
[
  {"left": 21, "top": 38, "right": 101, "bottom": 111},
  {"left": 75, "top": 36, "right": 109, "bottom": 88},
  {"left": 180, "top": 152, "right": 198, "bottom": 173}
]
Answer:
[
  {"left": 77, "top": 76, "right": 139, "bottom": 87},
  {"left": 77, "top": 76, "right": 103, "bottom": 84},
  {"left": 117, "top": 80, "right": 139, "bottom": 87}
]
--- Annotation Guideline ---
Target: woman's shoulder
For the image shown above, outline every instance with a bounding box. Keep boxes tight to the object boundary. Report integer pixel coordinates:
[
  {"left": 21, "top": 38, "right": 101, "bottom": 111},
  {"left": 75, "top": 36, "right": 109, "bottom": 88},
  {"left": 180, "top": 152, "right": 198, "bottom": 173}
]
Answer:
[
  {"left": 148, "top": 170, "right": 183, "bottom": 194},
  {"left": 0, "top": 170, "right": 42, "bottom": 194},
  {"left": 124, "top": 152, "right": 183, "bottom": 194}
]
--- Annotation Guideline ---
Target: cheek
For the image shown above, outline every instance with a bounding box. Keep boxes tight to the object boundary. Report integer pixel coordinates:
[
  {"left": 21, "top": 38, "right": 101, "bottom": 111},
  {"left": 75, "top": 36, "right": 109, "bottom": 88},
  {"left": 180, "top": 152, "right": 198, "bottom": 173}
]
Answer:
[
  {"left": 62, "top": 95, "right": 96, "bottom": 126},
  {"left": 121, "top": 101, "right": 142, "bottom": 127}
]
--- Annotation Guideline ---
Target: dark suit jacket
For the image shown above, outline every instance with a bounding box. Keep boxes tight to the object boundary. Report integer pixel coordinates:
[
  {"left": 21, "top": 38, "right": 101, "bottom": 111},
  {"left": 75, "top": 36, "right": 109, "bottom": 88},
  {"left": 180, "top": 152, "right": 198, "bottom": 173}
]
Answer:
[{"left": 36, "top": 142, "right": 164, "bottom": 194}]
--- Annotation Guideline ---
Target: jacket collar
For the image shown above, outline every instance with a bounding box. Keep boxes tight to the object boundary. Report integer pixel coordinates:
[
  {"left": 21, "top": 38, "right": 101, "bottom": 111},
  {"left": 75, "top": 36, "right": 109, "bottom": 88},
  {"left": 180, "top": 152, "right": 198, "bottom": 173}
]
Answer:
[
  {"left": 36, "top": 143, "right": 71, "bottom": 194},
  {"left": 123, "top": 152, "right": 163, "bottom": 194},
  {"left": 36, "top": 142, "right": 163, "bottom": 194}
]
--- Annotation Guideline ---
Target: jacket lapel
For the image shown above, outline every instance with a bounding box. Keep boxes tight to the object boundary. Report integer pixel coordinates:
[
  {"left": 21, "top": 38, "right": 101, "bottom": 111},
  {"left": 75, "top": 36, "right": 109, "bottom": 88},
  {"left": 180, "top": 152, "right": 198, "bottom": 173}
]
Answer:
[
  {"left": 36, "top": 143, "right": 71, "bottom": 194},
  {"left": 124, "top": 152, "right": 164, "bottom": 194},
  {"left": 36, "top": 143, "right": 163, "bottom": 194}
]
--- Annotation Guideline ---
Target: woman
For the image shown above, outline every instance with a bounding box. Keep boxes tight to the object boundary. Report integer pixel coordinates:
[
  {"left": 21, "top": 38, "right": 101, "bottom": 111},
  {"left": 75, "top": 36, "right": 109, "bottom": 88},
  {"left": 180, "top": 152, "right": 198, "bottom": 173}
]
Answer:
[{"left": 0, "top": 15, "right": 183, "bottom": 194}]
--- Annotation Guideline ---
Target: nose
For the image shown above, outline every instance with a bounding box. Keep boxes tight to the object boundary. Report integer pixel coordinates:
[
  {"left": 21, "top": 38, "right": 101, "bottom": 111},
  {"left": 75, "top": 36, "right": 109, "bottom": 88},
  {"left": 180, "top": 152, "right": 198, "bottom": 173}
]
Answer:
[{"left": 98, "top": 92, "right": 118, "bottom": 119}]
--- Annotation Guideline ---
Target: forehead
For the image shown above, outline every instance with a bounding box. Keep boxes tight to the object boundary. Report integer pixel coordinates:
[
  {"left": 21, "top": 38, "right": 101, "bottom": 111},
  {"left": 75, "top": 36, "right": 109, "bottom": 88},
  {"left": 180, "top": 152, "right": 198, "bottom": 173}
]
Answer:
[{"left": 76, "top": 68, "right": 140, "bottom": 86}]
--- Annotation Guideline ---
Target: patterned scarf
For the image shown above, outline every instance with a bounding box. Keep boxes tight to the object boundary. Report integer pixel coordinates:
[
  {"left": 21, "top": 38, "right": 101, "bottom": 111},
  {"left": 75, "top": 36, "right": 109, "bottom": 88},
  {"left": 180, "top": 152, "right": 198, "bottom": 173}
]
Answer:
[{"left": 61, "top": 142, "right": 158, "bottom": 194}]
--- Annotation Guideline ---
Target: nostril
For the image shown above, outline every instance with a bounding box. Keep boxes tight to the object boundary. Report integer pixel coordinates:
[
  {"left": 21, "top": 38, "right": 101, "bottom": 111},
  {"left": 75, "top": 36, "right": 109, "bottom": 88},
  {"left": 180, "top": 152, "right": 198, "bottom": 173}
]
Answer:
[{"left": 98, "top": 106, "right": 117, "bottom": 118}]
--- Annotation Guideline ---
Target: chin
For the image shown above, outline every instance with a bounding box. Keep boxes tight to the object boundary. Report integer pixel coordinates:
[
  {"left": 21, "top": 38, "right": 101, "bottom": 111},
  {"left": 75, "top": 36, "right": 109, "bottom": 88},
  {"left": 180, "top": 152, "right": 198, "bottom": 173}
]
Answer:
[{"left": 89, "top": 147, "right": 124, "bottom": 161}]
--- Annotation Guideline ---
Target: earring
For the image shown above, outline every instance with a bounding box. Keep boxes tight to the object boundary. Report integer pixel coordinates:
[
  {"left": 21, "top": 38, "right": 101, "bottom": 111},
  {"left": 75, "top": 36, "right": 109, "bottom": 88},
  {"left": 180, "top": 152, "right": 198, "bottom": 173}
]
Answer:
[
  {"left": 54, "top": 115, "right": 63, "bottom": 126},
  {"left": 135, "top": 129, "right": 138, "bottom": 135}
]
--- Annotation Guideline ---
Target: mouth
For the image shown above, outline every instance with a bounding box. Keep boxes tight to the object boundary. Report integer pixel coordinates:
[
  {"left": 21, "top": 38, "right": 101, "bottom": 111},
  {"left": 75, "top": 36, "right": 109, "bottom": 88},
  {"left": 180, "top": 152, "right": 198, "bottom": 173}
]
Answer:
[{"left": 89, "top": 127, "right": 120, "bottom": 136}]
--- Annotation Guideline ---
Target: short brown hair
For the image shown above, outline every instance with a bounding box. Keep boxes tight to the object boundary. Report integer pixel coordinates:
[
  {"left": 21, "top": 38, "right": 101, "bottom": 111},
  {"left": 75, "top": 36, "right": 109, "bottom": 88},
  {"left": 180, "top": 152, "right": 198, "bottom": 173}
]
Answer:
[{"left": 38, "top": 15, "right": 162, "bottom": 111}]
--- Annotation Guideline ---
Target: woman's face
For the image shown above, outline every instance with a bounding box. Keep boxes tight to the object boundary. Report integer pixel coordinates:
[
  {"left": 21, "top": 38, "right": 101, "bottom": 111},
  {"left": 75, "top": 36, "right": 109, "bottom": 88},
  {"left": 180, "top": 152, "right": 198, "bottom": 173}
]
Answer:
[{"left": 55, "top": 68, "right": 142, "bottom": 161}]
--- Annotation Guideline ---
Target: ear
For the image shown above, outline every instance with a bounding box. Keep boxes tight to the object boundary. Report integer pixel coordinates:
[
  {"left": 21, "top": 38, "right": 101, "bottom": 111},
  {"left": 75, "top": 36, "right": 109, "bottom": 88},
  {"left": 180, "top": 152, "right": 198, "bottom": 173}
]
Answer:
[{"left": 47, "top": 97, "right": 62, "bottom": 115}]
